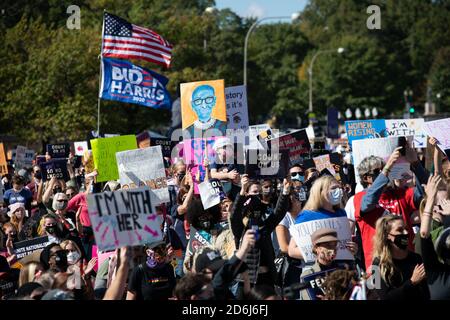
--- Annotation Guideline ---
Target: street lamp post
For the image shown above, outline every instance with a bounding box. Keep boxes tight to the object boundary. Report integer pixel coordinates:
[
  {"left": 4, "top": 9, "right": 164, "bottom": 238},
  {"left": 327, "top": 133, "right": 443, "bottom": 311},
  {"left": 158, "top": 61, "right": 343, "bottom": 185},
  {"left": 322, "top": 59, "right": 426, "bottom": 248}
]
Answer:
[
  {"left": 244, "top": 13, "right": 299, "bottom": 86},
  {"left": 308, "top": 47, "right": 345, "bottom": 113}
]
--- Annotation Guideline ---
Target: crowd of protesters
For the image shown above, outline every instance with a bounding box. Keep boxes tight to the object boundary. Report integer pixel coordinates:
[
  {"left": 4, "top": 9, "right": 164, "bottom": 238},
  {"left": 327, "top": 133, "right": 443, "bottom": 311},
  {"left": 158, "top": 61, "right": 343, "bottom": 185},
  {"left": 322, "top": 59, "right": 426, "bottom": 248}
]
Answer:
[{"left": 0, "top": 133, "right": 449, "bottom": 301}]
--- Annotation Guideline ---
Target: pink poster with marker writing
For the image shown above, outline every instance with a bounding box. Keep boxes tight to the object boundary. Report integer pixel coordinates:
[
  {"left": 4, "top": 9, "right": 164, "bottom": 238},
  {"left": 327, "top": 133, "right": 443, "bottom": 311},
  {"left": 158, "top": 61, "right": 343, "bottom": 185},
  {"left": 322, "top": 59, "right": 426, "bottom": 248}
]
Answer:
[{"left": 87, "top": 187, "right": 163, "bottom": 251}]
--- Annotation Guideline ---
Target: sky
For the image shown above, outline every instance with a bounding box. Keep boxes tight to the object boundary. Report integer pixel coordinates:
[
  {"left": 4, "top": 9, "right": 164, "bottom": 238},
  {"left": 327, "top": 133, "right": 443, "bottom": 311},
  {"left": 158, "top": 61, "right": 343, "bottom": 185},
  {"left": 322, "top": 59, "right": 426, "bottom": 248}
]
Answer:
[{"left": 215, "top": 0, "right": 308, "bottom": 19}]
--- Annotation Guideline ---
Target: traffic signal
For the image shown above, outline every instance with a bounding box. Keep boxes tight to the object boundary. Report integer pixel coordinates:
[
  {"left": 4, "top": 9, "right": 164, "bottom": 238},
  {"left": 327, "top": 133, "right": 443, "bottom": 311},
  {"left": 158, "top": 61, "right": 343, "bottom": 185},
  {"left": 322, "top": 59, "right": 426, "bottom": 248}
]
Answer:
[{"left": 409, "top": 106, "right": 415, "bottom": 114}]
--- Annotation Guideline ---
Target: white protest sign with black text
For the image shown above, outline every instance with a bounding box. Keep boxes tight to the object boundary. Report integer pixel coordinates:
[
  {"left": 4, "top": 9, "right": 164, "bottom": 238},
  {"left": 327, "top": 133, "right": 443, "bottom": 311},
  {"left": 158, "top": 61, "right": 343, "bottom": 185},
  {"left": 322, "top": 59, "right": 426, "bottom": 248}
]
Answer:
[
  {"left": 289, "top": 217, "right": 354, "bottom": 264},
  {"left": 385, "top": 119, "right": 426, "bottom": 148},
  {"left": 87, "top": 187, "right": 163, "bottom": 251},
  {"left": 116, "top": 146, "right": 169, "bottom": 204},
  {"left": 198, "top": 179, "right": 224, "bottom": 209},
  {"left": 225, "top": 85, "right": 249, "bottom": 131}
]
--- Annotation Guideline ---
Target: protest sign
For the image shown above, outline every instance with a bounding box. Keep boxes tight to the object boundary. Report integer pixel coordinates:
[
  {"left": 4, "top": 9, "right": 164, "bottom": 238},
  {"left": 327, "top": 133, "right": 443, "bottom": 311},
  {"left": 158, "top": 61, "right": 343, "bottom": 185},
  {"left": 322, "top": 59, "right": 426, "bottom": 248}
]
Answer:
[
  {"left": 91, "top": 135, "right": 137, "bottom": 182},
  {"left": 100, "top": 57, "right": 171, "bottom": 110},
  {"left": 181, "top": 79, "right": 227, "bottom": 137},
  {"left": 46, "top": 143, "right": 70, "bottom": 158},
  {"left": 270, "top": 130, "right": 311, "bottom": 166},
  {"left": 40, "top": 158, "right": 70, "bottom": 181},
  {"left": 313, "top": 154, "right": 336, "bottom": 176},
  {"left": 14, "top": 145, "right": 27, "bottom": 169},
  {"left": 245, "top": 148, "right": 289, "bottom": 179},
  {"left": 87, "top": 187, "right": 163, "bottom": 251},
  {"left": 187, "top": 226, "right": 211, "bottom": 257},
  {"left": 198, "top": 179, "right": 225, "bottom": 210},
  {"left": 116, "top": 146, "right": 169, "bottom": 204},
  {"left": 24, "top": 149, "right": 34, "bottom": 167},
  {"left": 345, "top": 120, "right": 387, "bottom": 146},
  {"left": 36, "top": 155, "right": 46, "bottom": 166},
  {"left": 0, "top": 142, "right": 7, "bottom": 176},
  {"left": 385, "top": 118, "right": 426, "bottom": 148},
  {"left": 13, "top": 236, "right": 51, "bottom": 259},
  {"left": 225, "top": 85, "right": 249, "bottom": 131},
  {"left": 74, "top": 141, "right": 88, "bottom": 156},
  {"left": 352, "top": 136, "right": 413, "bottom": 185},
  {"left": 247, "top": 124, "right": 272, "bottom": 149},
  {"left": 150, "top": 138, "right": 174, "bottom": 158},
  {"left": 301, "top": 268, "right": 338, "bottom": 300},
  {"left": 289, "top": 216, "right": 354, "bottom": 264},
  {"left": 327, "top": 107, "right": 339, "bottom": 139},
  {"left": 423, "top": 118, "right": 450, "bottom": 158}
]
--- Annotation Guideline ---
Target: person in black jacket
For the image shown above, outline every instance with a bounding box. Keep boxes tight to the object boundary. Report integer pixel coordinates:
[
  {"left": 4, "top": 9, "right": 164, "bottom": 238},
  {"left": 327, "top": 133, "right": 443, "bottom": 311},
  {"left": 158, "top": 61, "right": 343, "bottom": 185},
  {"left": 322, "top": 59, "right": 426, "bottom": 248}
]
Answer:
[
  {"left": 371, "top": 214, "right": 430, "bottom": 300},
  {"left": 230, "top": 174, "right": 290, "bottom": 296}
]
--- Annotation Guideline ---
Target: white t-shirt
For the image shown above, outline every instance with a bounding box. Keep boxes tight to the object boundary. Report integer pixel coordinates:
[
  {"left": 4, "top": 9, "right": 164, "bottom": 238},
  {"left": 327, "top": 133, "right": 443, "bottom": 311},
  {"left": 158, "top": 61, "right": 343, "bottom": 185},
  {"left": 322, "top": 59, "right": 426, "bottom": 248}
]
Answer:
[
  {"left": 272, "top": 212, "right": 296, "bottom": 255},
  {"left": 345, "top": 195, "right": 356, "bottom": 222}
]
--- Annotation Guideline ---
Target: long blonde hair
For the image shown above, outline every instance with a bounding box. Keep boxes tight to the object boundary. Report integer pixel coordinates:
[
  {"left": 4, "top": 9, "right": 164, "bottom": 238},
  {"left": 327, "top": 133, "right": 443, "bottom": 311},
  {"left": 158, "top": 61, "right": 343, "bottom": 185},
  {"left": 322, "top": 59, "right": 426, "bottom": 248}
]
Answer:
[
  {"left": 373, "top": 215, "right": 403, "bottom": 286},
  {"left": 303, "top": 175, "right": 340, "bottom": 211},
  {"left": 37, "top": 213, "right": 61, "bottom": 237}
]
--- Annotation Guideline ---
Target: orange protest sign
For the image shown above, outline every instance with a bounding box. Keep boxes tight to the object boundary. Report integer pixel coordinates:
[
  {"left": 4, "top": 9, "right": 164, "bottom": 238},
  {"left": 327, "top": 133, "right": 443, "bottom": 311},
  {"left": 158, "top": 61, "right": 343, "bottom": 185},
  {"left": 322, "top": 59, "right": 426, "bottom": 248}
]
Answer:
[{"left": 0, "top": 143, "right": 8, "bottom": 176}]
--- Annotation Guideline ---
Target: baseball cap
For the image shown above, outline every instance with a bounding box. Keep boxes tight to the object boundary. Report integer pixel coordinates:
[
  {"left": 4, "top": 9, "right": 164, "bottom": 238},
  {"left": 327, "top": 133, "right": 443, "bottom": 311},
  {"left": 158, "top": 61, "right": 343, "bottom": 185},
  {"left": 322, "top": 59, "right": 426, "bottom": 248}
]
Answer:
[
  {"left": 194, "top": 248, "right": 225, "bottom": 273},
  {"left": 7, "top": 202, "right": 25, "bottom": 217},
  {"left": 311, "top": 228, "right": 339, "bottom": 247}
]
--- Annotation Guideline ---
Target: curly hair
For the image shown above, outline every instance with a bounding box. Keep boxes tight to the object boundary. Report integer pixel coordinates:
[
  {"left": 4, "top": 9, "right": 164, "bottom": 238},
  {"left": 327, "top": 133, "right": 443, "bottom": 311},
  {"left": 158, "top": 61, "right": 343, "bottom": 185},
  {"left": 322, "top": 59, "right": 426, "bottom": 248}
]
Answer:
[
  {"left": 186, "top": 197, "right": 221, "bottom": 230},
  {"left": 321, "top": 269, "right": 359, "bottom": 300}
]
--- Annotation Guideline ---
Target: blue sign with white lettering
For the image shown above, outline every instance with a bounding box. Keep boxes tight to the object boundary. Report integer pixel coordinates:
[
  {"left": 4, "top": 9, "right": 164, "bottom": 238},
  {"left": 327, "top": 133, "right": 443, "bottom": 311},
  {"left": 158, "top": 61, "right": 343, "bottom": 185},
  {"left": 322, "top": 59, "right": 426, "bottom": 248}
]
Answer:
[{"left": 100, "top": 57, "right": 171, "bottom": 110}]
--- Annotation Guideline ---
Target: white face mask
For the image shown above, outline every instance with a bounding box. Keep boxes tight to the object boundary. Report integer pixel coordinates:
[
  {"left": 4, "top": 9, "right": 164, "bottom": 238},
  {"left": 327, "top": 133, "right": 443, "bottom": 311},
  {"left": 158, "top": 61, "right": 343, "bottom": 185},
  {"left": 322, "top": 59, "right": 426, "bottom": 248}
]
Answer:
[
  {"left": 329, "top": 188, "right": 343, "bottom": 205},
  {"left": 66, "top": 251, "right": 81, "bottom": 265}
]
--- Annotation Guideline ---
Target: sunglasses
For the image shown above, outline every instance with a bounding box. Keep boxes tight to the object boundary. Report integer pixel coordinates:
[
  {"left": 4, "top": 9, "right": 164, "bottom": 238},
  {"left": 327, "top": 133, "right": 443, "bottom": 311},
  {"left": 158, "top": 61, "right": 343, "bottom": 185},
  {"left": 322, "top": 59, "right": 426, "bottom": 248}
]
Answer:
[
  {"left": 364, "top": 168, "right": 381, "bottom": 178},
  {"left": 290, "top": 172, "right": 304, "bottom": 177},
  {"left": 66, "top": 193, "right": 75, "bottom": 197},
  {"left": 57, "top": 199, "right": 68, "bottom": 202}
]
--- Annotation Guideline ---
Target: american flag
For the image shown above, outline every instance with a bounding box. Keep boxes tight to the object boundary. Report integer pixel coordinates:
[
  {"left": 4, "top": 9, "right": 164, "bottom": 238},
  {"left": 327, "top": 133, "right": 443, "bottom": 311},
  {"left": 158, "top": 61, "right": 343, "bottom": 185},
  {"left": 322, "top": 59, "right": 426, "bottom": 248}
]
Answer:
[{"left": 102, "top": 12, "right": 173, "bottom": 68}]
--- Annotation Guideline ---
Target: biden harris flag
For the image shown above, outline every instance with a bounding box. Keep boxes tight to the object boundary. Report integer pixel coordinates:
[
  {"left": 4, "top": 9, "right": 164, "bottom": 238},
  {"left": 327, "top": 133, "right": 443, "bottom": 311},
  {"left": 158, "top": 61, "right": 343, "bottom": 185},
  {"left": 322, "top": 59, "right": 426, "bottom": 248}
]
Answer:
[{"left": 99, "top": 57, "right": 171, "bottom": 110}]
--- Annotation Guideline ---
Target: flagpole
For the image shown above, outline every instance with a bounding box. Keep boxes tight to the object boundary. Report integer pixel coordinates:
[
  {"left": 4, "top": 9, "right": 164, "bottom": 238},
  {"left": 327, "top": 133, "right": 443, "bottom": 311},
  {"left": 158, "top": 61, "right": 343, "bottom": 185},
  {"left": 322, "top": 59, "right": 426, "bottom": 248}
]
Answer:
[{"left": 97, "top": 10, "right": 106, "bottom": 137}]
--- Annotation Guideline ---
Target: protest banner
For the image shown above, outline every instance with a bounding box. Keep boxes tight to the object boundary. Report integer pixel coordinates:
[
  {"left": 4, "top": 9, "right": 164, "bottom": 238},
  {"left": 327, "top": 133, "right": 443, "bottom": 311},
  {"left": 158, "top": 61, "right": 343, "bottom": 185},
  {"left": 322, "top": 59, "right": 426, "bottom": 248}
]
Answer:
[
  {"left": 301, "top": 268, "right": 338, "bottom": 300},
  {"left": 289, "top": 216, "right": 354, "bottom": 264},
  {"left": 14, "top": 145, "right": 27, "bottom": 169},
  {"left": 269, "top": 129, "right": 311, "bottom": 166},
  {"left": 116, "top": 146, "right": 169, "bottom": 204},
  {"left": 90, "top": 135, "right": 137, "bottom": 182},
  {"left": 0, "top": 142, "right": 7, "bottom": 176},
  {"left": 46, "top": 143, "right": 70, "bottom": 158},
  {"left": 13, "top": 236, "right": 51, "bottom": 259},
  {"left": 313, "top": 154, "right": 336, "bottom": 176},
  {"left": 100, "top": 57, "right": 171, "bottom": 110},
  {"left": 423, "top": 118, "right": 450, "bottom": 158},
  {"left": 74, "top": 141, "right": 88, "bottom": 156},
  {"left": 345, "top": 120, "right": 387, "bottom": 146},
  {"left": 87, "top": 187, "right": 163, "bottom": 251},
  {"left": 385, "top": 118, "right": 426, "bottom": 148},
  {"left": 351, "top": 136, "right": 414, "bottom": 185},
  {"left": 40, "top": 158, "right": 70, "bottom": 181},
  {"left": 225, "top": 85, "right": 249, "bottom": 131},
  {"left": 198, "top": 179, "right": 226, "bottom": 210},
  {"left": 181, "top": 79, "right": 227, "bottom": 137}
]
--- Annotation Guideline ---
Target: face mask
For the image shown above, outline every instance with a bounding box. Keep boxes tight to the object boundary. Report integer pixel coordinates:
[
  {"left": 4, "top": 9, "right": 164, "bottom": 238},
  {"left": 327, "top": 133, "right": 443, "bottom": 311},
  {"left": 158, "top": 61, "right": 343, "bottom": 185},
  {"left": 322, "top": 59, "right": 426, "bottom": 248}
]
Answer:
[
  {"left": 329, "top": 188, "right": 343, "bottom": 205},
  {"left": 54, "top": 200, "right": 67, "bottom": 211},
  {"left": 318, "top": 248, "right": 336, "bottom": 263},
  {"left": 146, "top": 253, "right": 165, "bottom": 269},
  {"left": 46, "top": 225, "right": 57, "bottom": 235},
  {"left": 199, "top": 220, "right": 211, "bottom": 231},
  {"left": 291, "top": 173, "right": 304, "bottom": 182},
  {"left": 54, "top": 250, "right": 68, "bottom": 271},
  {"left": 66, "top": 251, "right": 81, "bottom": 265},
  {"left": 391, "top": 233, "right": 409, "bottom": 250},
  {"left": 34, "top": 171, "right": 42, "bottom": 180}
]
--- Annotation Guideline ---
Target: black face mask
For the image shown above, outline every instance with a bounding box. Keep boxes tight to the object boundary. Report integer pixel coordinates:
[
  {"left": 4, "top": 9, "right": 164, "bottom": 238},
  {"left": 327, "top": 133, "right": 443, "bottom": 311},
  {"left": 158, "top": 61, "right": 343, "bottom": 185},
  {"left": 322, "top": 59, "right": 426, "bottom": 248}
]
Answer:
[
  {"left": 391, "top": 234, "right": 409, "bottom": 250},
  {"left": 53, "top": 250, "right": 68, "bottom": 272},
  {"left": 34, "top": 171, "right": 42, "bottom": 180}
]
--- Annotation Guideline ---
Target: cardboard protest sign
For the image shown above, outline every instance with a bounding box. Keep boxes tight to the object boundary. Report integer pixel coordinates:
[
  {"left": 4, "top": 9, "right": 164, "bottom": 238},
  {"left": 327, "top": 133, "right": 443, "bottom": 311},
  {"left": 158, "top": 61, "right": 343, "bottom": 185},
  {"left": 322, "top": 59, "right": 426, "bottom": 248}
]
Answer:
[
  {"left": 13, "top": 236, "right": 51, "bottom": 259},
  {"left": 352, "top": 136, "right": 414, "bottom": 185},
  {"left": 14, "top": 146, "right": 27, "bottom": 169},
  {"left": 269, "top": 130, "right": 311, "bottom": 166},
  {"left": 181, "top": 80, "right": 227, "bottom": 137},
  {"left": 245, "top": 148, "right": 289, "bottom": 178},
  {"left": 198, "top": 179, "right": 226, "bottom": 210},
  {"left": 116, "top": 146, "right": 169, "bottom": 204},
  {"left": 46, "top": 143, "right": 70, "bottom": 158},
  {"left": 301, "top": 268, "right": 338, "bottom": 300},
  {"left": 100, "top": 57, "right": 171, "bottom": 110},
  {"left": 345, "top": 120, "right": 387, "bottom": 145},
  {"left": 313, "top": 154, "right": 336, "bottom": 176},
  {"left": 385, "top": 119, "right": 426, "bottom": 148},
  {"left": 74, "top": 141, "right": 88, "bottom": 156},
  {"left": 247, "top": 124, "right": 272, "bottom": 149},
  {"left": 90, "top": 135, "right": 138, "bottom": 182},
  {"left": 289, "top": 217, "right": 354, "bottom": 264},
  {"left": 225, "top": 85, "right": 249, "bottom": 131},
  {"left": 423, "top": 118, "right": 450, "bottom": 158},
  {"left": 150, "top": 138, "right": 174, "bottom": 158},
  {"left": 87, "top": 187, "right": 163, "bottom": 251},
  {"left": 40, "top": 158, "right": 70, "bottom": 181},
  {"left": 0, "top": 142, "right": 7, "bottom": 176}
]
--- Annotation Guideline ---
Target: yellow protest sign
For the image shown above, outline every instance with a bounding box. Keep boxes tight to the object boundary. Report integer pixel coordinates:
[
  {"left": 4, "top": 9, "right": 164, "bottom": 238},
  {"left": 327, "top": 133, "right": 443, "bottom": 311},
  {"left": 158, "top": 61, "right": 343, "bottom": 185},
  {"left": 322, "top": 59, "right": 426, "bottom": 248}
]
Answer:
[
  {"left": 91, "top": 135, "right": 137, "bottom": 182},
  {"left": 0, "top": 143, "right": 8, "bottom": 176}
]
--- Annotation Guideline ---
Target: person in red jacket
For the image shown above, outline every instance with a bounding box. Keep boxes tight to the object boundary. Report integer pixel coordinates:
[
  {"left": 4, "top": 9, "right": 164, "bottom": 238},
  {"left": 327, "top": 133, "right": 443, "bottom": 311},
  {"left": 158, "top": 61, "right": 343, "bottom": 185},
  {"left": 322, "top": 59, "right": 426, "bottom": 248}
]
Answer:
[{"left": 354, "top": 143, "right": 428, "bottom": 272}]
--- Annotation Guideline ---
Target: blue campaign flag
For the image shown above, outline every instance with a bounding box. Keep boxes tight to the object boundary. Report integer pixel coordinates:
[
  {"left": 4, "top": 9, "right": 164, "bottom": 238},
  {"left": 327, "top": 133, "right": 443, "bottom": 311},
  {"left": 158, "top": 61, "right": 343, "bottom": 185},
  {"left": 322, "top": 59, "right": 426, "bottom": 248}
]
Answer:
[
  {"left": 100, "top": 57, "right": 171, "bottom": 110},
  {"left": 345, "top": 119, "right": 387, "bottom": 145}
]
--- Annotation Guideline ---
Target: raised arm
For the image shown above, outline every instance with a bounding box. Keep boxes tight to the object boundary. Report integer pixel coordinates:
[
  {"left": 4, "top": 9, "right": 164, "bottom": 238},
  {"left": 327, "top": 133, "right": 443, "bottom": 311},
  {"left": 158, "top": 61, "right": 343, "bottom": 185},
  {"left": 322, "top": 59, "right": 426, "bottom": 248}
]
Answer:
[{"left": 103, "top": 247, "right": 130, "bottom": 300}]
